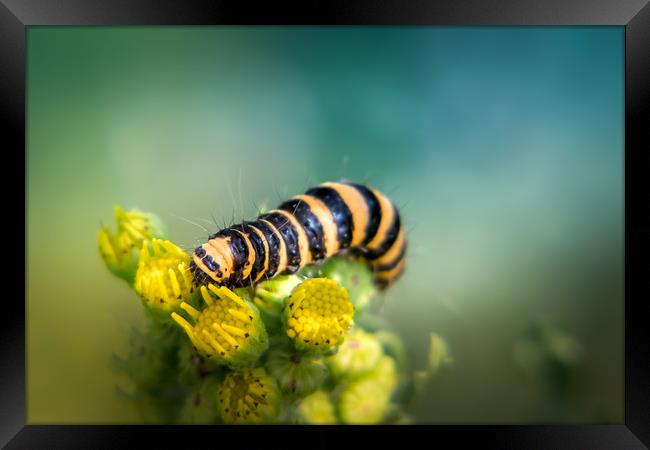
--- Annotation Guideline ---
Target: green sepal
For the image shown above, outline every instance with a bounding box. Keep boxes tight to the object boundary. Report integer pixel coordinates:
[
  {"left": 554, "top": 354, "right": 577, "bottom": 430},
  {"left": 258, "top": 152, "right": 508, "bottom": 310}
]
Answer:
[
  {"left": 253, "top": 275, "right": 302, "bottom": 334},
  {"left": 321, "top": 255, "right": 376, "bottom": 314},
  {"left": 177, "top": 376, "right": 223, "bottom": 424},
  {"left": 266, "top": 346, "right": 328, "bottom": 397},
  {"left": 326, "top": 328, "right": 384, "bottom": 381}
]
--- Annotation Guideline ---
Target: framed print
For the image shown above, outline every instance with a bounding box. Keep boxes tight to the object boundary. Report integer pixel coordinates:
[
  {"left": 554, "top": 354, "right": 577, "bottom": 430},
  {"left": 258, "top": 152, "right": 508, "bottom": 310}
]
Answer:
[{"left": 3, "top": 0, "right": 649, "bottom": 447}]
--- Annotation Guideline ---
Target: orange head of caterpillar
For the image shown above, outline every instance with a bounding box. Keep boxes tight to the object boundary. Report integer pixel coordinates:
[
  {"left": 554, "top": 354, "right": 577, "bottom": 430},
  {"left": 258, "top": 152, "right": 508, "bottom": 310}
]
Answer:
[{"left": 189, "top": 244, "right": 232, "bottom": 287}]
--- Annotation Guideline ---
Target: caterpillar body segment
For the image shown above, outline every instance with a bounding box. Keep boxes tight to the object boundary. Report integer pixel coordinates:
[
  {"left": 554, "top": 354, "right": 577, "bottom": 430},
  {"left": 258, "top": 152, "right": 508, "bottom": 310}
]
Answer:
[{"left": 190, "top": 181, "right": 406, "bottom": 289}]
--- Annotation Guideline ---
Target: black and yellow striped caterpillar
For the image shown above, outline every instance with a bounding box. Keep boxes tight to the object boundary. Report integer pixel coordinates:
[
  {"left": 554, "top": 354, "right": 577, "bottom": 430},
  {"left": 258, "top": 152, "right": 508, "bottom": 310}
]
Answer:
[{"left": 189, "top": 181, "right": 406, "bottom": 290}]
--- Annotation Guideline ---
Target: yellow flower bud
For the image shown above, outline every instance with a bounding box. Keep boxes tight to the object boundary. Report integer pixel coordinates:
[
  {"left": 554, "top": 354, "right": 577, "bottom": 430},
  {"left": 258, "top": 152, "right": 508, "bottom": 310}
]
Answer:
[
  {"left": 134, "top": 239, "right": 194, "bottom": 321},
  {"left": 298, "top": 390, "right": 338, "bottom": 424},
  {"left": 98, "top": 205, "right": 167, "bottom": 284},
  {"left": 283, "top": 278, "right": 354, "bottom": 353},
  {"left": 326, "top": 328, "right": 383, "bottom": 380},
  {"left": 338, "top": 355, "right": 398, "bottom": 424},
  {"left": 218, "top": 367, "right": 281, "bottom": 424},
  {"left": 171, "top": 284, "right": 268, "bottom": 368}
]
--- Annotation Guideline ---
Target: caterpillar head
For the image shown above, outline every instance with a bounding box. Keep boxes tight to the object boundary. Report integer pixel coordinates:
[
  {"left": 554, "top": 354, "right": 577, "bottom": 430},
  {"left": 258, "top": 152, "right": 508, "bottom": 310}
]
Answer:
[{"left": 190, "top": 244, "right": 232, "bottom": 286}]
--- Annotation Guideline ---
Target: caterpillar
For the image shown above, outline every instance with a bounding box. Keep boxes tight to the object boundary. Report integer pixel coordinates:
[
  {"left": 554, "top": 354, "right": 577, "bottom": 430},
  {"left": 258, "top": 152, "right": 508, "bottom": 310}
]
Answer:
[{"left": 189, "top": 180, "right": 406, "bottom": 290}]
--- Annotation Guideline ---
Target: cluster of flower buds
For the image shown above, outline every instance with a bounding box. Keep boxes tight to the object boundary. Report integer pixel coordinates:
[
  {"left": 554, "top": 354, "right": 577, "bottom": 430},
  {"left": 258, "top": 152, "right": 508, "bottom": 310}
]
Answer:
[
  {"left": 98, "top": 206, "right": 167, "bottom": 284},
  {"left": 100, "top": 206, "right": 450, "bottom": 424}
]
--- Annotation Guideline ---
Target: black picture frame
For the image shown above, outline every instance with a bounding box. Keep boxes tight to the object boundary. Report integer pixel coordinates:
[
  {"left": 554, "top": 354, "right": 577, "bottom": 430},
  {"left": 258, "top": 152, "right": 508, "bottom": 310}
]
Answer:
[{"left": 3, "top": 1, "right": 649, "bottom": 448}]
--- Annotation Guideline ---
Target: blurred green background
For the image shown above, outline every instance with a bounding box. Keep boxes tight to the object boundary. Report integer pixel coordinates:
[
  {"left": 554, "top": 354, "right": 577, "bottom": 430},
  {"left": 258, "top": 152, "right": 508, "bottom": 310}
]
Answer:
[{"left": 27, "top": 26, "right": 623, "bottom": 423}]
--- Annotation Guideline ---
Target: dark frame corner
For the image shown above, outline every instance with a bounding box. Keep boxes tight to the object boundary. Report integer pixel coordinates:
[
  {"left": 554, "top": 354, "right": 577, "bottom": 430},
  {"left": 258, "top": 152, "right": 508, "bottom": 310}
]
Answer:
[{"left": 3, "top": 0, "right": 649, "bottom": 448}]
